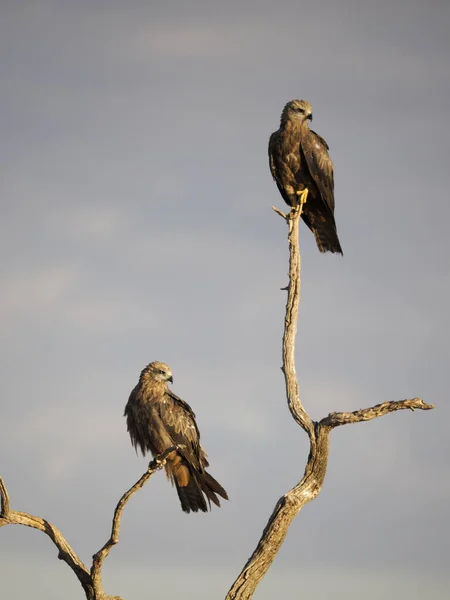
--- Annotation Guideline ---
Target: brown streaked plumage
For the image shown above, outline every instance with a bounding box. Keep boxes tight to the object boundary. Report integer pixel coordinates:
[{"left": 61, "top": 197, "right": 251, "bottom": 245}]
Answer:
[
  {"left": 269, "top": 99, "right": 343, "bottom": 254},
  {"left": 124, "top": 361, "right": 228, "bottom": 513}
]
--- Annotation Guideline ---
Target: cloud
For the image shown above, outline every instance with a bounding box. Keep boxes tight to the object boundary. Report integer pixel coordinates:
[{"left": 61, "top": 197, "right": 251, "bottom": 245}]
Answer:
[
  {"left": 0, "top": 265, "right": 79, "bottom": 324},
  {"left": 49, "top": 205, "right": 123, "bottom": 240},
  {"left": 130, "top": 24, "right": 242, "bottom": 58}
]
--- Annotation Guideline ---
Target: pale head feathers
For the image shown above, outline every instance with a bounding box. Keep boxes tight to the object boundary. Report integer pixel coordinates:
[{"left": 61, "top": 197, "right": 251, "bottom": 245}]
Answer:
[
  {"left": 281, "top": 99, "right": 313, "bottom": 125},
  {"left": 140, "top": 361, "right": 173, "bottom": 384}
]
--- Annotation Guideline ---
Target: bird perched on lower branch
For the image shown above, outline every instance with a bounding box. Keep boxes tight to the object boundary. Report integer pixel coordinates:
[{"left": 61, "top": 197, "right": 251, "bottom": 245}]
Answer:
[{"left": 124, "top": 361, "right": 228, "bottom": 513}]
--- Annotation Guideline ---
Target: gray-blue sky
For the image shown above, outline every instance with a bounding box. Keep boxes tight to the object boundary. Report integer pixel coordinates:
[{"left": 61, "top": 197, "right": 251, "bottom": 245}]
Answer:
[{"left": 1, "top": 1, "right": 449, "bottom": 598}]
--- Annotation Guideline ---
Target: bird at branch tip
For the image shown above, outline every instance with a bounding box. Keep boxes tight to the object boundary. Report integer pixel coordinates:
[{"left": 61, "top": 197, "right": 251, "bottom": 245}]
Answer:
[{"left": 269, "top": 99, "right": 343, "bottom": 254}]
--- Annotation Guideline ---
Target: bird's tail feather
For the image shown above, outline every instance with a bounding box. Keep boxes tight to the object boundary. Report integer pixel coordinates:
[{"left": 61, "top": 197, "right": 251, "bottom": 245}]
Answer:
[
  {"left": 199, "top": 471, "right": 228, "bottom": 507},
  {"left": 303, "top": 214, "right": 343, "bottom": 254},
  {"left": 175, "top": 469, "right": 228, "bottom": 514}
]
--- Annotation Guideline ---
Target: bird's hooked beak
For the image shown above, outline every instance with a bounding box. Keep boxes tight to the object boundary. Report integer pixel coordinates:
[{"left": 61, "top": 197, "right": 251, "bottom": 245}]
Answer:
[
  {"left": 168, "top": 375, "right": 173, "bottom": 384},
  {"left": 307, "top": 113, "right": 313, "bottom": 121}
]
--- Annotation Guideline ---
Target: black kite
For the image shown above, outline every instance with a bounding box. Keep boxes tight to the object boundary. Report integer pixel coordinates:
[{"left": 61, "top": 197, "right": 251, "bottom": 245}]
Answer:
[
  {"left": 124, "top": 361, "right": 228, "bottom": 513},
  {"left": 269, "top": 99, "right": 343, "bottom": 254}
]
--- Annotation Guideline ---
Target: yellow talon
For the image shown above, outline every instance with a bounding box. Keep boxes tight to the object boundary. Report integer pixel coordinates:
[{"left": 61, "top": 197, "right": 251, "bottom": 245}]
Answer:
[
  {"left": 296, "top": 188, "right": 309, "bottom": 205},
  {"left": 296, "top": 188, "right": 308, "bottom": 214}
]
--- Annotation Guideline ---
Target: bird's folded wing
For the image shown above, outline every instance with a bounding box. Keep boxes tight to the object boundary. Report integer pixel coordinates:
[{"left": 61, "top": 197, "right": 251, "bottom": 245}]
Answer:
[
  {"left": 301, "top": 130, "right": 335, "bottom": 213},
  {"left": 159, "top": 390, "right": 203, "bottom": 469}
]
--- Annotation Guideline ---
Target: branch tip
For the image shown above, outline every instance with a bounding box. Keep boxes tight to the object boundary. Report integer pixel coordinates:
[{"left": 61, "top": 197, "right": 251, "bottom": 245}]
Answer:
[
  {"left": 0, "top": 476, "right": 10, "bottom": 517},
  {"left": 272, "top": 205, "right": 287, "bottom": 219},
  {"left": 321, "top": 398, "right": 434, "bottom": 428}
]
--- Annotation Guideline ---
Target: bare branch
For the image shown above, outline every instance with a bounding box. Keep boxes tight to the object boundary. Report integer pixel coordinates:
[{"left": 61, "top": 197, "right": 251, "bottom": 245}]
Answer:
[
  {"left": 225, "top": 200, "right": 434, "bottom": 600},
  {"left": 0, "top": 476, "right": 10, "bottom": 517},
  {"left": 226, "top": 424, "right": 330, "bottom": 600},
  {"left": 0, "top": 476, "right": 92, "bottom": 595},
  {"left": 226, "top": 205, "right": 317, "bottom": 600},
  {"left": 271, "top": 205, "right": 287, "bottom": 219},
  {"left": 91, "top": 445, "right": 183, "bottom": 596},
  {"left": 321, "top": 398, "right": 434, "bottom": 428},
  {"left": 280, "top": 205, "right": 314, "bottom": 438},
  {"left": 1, "top": 447, "right": 183, "bottom": 600}
]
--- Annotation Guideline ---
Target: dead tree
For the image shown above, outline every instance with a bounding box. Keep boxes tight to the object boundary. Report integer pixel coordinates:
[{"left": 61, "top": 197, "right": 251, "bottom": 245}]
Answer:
[
  {"left": 225, "top": 204, "right": 433, "bottom": 599},
  {"left": 0, "top": 205, "right": 433, "bottom": 600}
]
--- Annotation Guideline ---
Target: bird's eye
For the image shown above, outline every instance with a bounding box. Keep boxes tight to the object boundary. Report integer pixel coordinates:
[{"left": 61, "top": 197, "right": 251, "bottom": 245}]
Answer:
[
  {"left": 296, "top": 107, "right": 304, "bottom": 113},
  {"left": 158, "top": 369, "right": 165, "bottom": 375}
]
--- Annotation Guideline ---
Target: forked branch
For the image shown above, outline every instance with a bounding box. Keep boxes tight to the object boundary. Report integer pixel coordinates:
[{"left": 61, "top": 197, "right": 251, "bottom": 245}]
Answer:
[
  {"left": 225, "top": 206, "right": 433, "bottom": 600},
  {"left": 0, "top": 446, "right": 182, "bottom": 600}
]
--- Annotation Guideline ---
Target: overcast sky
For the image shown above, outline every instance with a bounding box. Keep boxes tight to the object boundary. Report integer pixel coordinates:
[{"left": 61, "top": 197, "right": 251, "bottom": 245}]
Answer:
[{"left": 1, "top": 1, "right": 449, "bottom": 599}]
